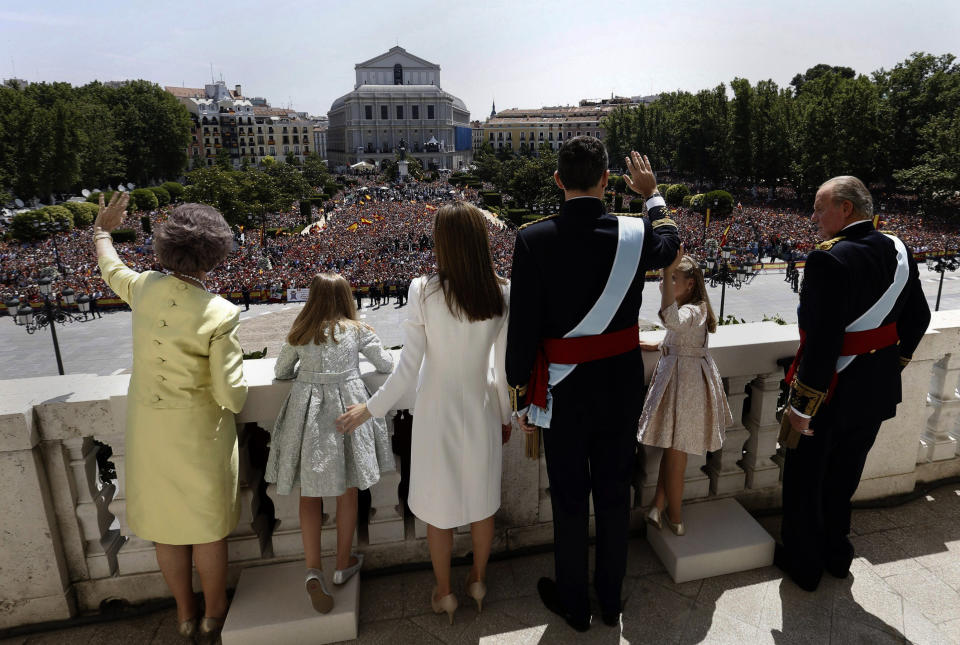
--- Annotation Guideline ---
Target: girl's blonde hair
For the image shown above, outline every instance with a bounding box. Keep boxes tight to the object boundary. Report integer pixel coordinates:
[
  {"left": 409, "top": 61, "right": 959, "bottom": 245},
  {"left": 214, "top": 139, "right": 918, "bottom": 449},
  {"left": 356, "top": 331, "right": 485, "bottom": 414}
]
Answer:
[
  {"left": 675, "top": 255, "right": 718, "bottom": 333},
  {"left": 287, "top": 272, "right": 360, "bottom": 345}
]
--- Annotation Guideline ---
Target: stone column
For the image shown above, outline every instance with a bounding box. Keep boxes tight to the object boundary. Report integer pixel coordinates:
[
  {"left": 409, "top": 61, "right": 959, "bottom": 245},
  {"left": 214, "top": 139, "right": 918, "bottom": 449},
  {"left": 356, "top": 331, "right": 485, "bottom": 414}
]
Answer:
[
  {"left": 743, "top": 373, "right": 782, "bottom": 489},
  {"left": 705, "top": 375, "right": 752, "bottom": 495},
  {"left": 65, "top": 437, "right": 124, "bottom": 579},
  {"left": 921, "top": 354, "right": 960, "bottom": 462}
]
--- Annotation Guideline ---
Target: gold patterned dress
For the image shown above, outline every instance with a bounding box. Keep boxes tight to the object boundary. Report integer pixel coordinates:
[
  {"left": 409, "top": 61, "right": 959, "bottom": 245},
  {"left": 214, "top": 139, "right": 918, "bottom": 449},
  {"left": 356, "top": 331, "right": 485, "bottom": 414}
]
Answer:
[
  {"left": 99, "top": 255, "right": 248, "bottom": 545},
  {"left": 638, "top": 301, "right": 732, "bottom": 455}
]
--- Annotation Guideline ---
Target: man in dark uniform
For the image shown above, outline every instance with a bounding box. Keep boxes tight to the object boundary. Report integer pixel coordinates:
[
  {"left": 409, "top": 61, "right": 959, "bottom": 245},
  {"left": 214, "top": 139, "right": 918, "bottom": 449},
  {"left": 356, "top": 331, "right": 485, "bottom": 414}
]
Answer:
[
  {"left": 241, "top": 285, "right": 251, "bottom": 311},
  {"left": 506, "top": 139, "right": 681, "bottom": 631},
  {"left": 777, "top": 175, "right": 931, "bottom": 592}
]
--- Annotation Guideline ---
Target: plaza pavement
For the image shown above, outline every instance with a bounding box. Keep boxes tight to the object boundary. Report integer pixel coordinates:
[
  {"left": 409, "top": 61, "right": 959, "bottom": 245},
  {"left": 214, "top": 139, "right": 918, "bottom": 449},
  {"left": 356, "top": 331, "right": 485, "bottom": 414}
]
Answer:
[
  {"left": 2, "top": 268, "right": 959, "bottom": 380},
  {"left": 3, "top": 482, "right": 960, "bottom": 644}
]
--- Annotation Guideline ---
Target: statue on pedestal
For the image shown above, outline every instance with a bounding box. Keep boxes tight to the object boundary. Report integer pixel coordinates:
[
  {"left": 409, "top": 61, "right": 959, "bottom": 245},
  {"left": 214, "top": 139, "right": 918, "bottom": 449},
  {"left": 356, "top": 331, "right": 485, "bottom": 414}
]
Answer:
[{"left": 398, "top": 138, "right": 407, "bottom": 160}]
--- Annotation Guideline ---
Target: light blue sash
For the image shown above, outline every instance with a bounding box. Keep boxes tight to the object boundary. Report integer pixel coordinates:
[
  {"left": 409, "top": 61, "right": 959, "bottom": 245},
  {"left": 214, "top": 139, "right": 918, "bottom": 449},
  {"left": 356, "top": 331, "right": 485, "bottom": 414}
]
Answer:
[
  {"left": 528, "top": 216, "right": 646, "bottom": 428},
  {"left": 836, "top": 234, "right": 909, "bottom": 373}
]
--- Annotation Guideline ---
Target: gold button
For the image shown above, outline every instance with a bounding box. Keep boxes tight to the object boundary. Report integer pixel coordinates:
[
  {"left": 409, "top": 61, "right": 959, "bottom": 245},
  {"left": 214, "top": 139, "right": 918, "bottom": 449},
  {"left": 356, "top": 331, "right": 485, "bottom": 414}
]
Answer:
[
  {"left": 169, "top": 299, "right": 177, "bottom": 307},
  {"left": 156, "top": 375, "right": 165, "bottom": 382},
  {"left": 158, "top": 320, "right": 167, "bottom": 327},
  {"left": 869, "top": 349, "right": 876, "bottom": 354},
  {"left": 153, "top": 339, "right": 162, "bottom": 345},
  {"left": 177, "top": 283, "right": 187, "bottom": 291}
]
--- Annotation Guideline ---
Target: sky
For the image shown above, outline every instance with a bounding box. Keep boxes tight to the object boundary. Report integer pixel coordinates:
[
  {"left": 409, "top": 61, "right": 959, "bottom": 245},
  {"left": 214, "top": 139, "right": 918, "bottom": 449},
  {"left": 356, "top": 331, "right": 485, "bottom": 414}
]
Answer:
[{"left": 2, "top": 0, "right": 958, "bottom": 117}]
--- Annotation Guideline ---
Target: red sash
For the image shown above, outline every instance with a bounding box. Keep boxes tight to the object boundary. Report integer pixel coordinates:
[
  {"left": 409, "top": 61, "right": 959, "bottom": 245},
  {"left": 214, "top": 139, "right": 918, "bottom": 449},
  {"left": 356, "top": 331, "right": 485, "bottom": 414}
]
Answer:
[
  {"left": 527, "top": 324, "right": 640, "bottom": 408},
  {"left": 784, "top": 322, "right": 899, "bottom": 400}
]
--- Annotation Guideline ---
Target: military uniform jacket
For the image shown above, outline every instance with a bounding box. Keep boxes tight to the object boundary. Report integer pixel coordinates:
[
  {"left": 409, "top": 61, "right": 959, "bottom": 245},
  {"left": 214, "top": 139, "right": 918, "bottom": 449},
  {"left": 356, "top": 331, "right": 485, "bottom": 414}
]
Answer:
[
  {"left": 506, "top": 196, "right": 681, "bottom": 412},
  {"left": 791, "top": 220, "right": 931, "bottom": 424}
]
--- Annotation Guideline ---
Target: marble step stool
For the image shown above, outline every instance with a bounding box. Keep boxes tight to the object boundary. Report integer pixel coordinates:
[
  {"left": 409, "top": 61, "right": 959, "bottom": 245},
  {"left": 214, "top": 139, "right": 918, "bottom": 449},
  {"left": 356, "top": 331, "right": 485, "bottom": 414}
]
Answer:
[
  {"left": 221, "top": 558, "right": 358, "bottom": 645},
  {"left": 645, "top": 497, "right": 774, "bottom": 584}
]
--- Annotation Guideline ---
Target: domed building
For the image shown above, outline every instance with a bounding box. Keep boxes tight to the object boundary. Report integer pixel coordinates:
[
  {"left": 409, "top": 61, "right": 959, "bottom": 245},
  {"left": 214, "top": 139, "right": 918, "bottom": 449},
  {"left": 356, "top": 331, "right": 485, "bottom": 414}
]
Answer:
[{"left": 327, "top": 47, "right": 473, "bottom": 172}]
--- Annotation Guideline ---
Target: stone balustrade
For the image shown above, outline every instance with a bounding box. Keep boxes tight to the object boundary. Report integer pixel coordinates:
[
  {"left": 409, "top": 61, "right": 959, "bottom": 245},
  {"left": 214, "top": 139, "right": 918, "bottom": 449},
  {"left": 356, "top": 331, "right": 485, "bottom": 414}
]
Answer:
[{"left": 3, "top": 310, "right": 960, "bottom": 630}]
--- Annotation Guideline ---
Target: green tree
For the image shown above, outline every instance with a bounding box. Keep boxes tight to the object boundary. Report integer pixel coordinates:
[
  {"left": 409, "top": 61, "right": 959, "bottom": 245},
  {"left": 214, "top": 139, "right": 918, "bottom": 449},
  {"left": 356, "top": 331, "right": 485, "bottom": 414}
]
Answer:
[
  {"left": 215, "top": 147, "right": 233, "bottom": 170},
  {"left": 302, "top": 152, "right": 330, "bottom": 188},
  {"left": 730, "top": 78, "right": 754, "bottom": 182}
]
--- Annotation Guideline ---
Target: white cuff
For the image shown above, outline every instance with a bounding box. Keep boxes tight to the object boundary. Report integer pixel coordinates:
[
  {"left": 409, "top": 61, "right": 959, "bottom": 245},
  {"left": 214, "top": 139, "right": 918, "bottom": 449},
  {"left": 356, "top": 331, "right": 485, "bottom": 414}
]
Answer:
[
  {"left": 646, "top": 195, "right": 666, "bottom": 210},
  {"left": 512, "top": 406, "right": 529, "bottom": 419},
  {"left": 790, "top": 406, "right": 812, "bottom": 419}
]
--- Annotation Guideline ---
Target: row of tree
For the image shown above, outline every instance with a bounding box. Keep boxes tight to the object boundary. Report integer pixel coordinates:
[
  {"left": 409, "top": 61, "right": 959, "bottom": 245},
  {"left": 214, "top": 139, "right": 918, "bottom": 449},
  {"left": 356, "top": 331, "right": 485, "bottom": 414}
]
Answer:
[
  {"left": 0, "top": 80, "right": 193, "bottom": 203},
  {"left": 600, "top": 53, "right": 959, "bottom": 213}
]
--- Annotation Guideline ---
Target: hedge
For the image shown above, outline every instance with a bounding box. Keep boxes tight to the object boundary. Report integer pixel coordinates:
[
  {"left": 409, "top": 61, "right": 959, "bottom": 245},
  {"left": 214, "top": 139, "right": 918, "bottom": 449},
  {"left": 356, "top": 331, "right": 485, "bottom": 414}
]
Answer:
[
  {"left": 703, "top": 189, "right": 734, "bottom": 215},
  {"left": 86, "top": 190, "right": 116, "bottom": 205},
  {"left": 62, "top": 201, "right": 98, "bottom": 227},
  {"left": 140, "top": 216, "right": 152, "bottom": 235},
  {"left": 629, "top": 198, "right": 645, "bottom": 213},
  {"left": 614, "top": 194, "right": 624, "bottom": 211},
  {"left": 657, "top": 183, "right": 673, "bottom": 196},
  {"left": 161, "top": 182, "right": 185, "bottom": 201},
  {"left": 690, "top": 193, "right": 705, "bottom": 212},
  {"left": 665, "top": 184, "right": 690, "bottom": 207},
  {"left": 481, "top": 192, "right": 502, "bottom": 207},
  {"left": 111, "top": 228, "right": 136, "bottom": 243},
  {"left": 506, "top": 208, "right": 530, "bottom": 226},
  {"left": 324, "top": 182, "right": 340, "bottom": 195},
  {"left": 299, "top": 200, "right": 312, "bottom": 220},
  {"left": 148, "top": 186, "right": 171, "bottom": 207},
  {"left": 682, "top": 194, "right": 693, "bottom": 207},
  {"left": 130, "top": 188, "right": 159, "bottom": 212},
  {"left": 10, "top": 205, "right": 74, "bottom": 241}
]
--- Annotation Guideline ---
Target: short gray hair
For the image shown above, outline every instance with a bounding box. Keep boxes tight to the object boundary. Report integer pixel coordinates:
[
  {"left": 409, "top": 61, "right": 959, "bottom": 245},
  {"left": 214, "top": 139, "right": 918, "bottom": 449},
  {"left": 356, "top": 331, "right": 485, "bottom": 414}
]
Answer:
[
  {"left": 154, "top": 203, "right": 234, "bottom": 274},
  {"left": 820, "top": 175, "right": 873, "bottom": 219}
]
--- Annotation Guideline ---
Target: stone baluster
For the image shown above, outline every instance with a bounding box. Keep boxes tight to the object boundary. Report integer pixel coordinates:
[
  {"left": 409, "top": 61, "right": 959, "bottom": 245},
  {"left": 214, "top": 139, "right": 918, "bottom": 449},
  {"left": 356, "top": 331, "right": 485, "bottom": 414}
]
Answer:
[
  {"left": 742, "top": 373, "right": 782, "bottom": 489},
  {"left": 921, "top": 354, "right": 960, "bottom": 462},
  {"left": 367, "top": 413, "right": 405, "bottom": 544},
  {"left": 705, "top": 375, "right": 752, "bottom": 495},
  {"left": 65, "top": 436, "right": 124, "bottom": 579}
]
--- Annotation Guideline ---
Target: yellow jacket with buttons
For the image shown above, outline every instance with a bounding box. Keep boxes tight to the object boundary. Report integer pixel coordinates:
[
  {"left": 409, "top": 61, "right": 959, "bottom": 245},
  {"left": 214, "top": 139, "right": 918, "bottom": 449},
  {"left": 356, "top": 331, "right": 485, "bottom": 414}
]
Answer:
[{"left": 99, "top": 254, "right": 248, "bottom": 412}]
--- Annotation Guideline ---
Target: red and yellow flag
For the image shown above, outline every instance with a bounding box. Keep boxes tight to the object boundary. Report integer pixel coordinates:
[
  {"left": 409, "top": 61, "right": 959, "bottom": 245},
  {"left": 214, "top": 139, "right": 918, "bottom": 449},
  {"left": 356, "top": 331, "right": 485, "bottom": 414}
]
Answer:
[
  {"left": 361, "top": 218, "right": 372, "bottom": 225},
  {"left": 425, "top": 204, "right": 437, "bottom": 211},
  {"left": 347, "top": 223, "right": 358, "bottom": 232},
  {"left": 719, "top": 225, "right": 730, "bottom": 247}
]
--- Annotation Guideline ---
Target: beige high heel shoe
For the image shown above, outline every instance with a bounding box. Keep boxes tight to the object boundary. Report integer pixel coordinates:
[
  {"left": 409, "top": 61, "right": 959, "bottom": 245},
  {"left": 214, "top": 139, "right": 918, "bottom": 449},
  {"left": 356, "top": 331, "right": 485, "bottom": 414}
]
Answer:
[
  {"left": 465, "top": 573, "right": 487, "bottom": 613},
  {"left": 431, "top": 587, "right": 458, "bottom": 625},
  {"left": 645, "top": 505, "right": 663, "bottom": 530},
  {"left": 177, "top": 616, "right": 198, "bottom": 641},
  {"left": 665, "top": 508, "right": 686, "bottom": 536},
  {"left": 196, "top": 616, "right": 225, "bottom": 645}
]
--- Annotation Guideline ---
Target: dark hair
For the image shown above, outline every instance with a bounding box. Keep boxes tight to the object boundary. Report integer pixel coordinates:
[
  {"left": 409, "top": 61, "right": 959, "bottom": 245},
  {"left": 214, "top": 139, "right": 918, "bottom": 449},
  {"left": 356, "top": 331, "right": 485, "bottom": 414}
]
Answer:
[
  {"left": 431, "top": 202, "right": 506, "bottom": 322},
  {"left": 557, "top": 136, "right": 608, "bottom": 191},
  {"left": 153, "top": 203, "right": 234, "bottom": 274},
  {"left": 287, "top": 272, "right": 359, "bottom": 345}
]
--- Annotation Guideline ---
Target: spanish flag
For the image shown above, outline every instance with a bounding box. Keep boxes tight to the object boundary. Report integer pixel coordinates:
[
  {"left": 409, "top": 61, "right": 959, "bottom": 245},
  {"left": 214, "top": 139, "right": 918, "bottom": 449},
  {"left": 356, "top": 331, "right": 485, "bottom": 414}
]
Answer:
[
  {"left": 365, "top": 194, "right": 372, "bottom": 201},
  {"left": 425, "top": 204, "right": 437, "bottom": 211},
  {"left": 361, "top": 218, "right": 373, "bottom": 225},
  {"left": 347, "top": 223, "right": 358, "bottom": 232},
  {"left": 720, "top": 225, "right": 730, "bottom": 247}
]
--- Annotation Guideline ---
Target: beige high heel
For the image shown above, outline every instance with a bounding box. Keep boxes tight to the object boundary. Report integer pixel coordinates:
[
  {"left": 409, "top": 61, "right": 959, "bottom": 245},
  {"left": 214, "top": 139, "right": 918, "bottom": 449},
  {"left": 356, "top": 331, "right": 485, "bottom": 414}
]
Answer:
[
  {"left": 465, "top": 573, "right": 487, "bottom": 613},
  {"left": 431, "top": 587, "right": 458, "bottom": 624},
  {"left": 665, "top": 508, "right": 686, "bottom": 536},
  {"left": 645, "top": 506, "right": 663, "bottom": 530},
  {"left": 177, "top": 616, "right": 198, "bottom": 641}
]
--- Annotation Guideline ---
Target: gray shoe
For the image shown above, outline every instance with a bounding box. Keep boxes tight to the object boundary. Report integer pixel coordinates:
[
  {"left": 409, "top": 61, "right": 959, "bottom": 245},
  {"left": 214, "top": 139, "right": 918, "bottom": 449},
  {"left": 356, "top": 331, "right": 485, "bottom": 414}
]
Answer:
[{"left": 333, "top": 553, "right": 364, "bottom": 585}]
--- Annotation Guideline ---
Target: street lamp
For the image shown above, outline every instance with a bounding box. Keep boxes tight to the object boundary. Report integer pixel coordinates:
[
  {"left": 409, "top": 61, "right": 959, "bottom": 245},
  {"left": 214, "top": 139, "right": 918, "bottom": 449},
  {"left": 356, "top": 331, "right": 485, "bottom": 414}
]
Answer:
[
  {"left": 32, "top": 220, "right": 69, "bottom": 275},
  {"left": 704, "top": 246, "right": 758, "bottom": 320},
  {"left": 926, "top": 251, "right": 959, "bottom": 312},
  {"left": 7, "top": 277, "right": 99, "bottom": 375}
]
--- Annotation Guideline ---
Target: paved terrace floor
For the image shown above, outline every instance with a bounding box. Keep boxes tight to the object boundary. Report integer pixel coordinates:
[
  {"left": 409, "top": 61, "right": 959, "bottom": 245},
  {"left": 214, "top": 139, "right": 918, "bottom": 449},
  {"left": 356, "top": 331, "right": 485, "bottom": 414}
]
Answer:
[{"left": 3, "top": 482, "right": 960, "bottom": 644}]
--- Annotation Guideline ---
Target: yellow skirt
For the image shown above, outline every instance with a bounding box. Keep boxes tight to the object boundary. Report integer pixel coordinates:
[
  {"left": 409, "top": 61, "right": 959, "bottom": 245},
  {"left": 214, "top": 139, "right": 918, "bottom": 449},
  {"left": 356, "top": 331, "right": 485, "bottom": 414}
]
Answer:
[{"left": 124, "top": 402, "right": 240, "bottom": 545}]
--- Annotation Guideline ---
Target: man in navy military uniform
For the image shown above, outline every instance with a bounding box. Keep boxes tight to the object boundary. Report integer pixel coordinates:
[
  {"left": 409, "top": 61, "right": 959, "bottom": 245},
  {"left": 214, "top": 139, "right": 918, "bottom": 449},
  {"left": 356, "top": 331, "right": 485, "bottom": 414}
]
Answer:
[
  {"left": 777, "top": 175, "right": 931, "bottom": 591},
  {"left": 506, "top": 138, "right": 681, "bottom": 631}
]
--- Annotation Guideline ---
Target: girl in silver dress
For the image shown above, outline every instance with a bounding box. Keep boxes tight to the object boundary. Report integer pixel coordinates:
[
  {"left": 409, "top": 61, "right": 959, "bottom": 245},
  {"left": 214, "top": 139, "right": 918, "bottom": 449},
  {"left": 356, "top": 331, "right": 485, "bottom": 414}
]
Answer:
[
  {"left": 265, "top": 272, "right": 395, "bottom": 612},
  {"left": 638, "top": 250, "right": 732, "bottom": 536}
]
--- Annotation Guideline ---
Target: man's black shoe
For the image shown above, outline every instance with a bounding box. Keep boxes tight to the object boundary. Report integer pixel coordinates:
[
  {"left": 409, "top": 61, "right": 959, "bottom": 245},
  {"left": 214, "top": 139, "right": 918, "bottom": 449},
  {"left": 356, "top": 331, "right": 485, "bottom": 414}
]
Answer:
[
  {"left": 773, "top": 543, "right": 821, "bottom": 592},
  {"left": 601, "top": 610, "right": 621, "bottom": 627},
  {"left": 536, "top": 577, "right": 591, "bottom": 632}
]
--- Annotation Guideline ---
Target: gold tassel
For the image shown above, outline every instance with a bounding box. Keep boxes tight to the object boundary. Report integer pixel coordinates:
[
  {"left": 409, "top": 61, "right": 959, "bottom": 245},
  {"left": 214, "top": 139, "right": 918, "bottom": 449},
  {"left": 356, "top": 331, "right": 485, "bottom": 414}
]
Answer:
[{"left": 524, "top": 428, "right": 540, "bottom": 460}]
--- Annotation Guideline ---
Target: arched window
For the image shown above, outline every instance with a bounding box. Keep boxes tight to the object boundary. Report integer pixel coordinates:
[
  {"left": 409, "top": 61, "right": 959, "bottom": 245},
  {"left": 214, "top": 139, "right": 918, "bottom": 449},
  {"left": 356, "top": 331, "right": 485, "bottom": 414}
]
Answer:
[{"left": 394, "top": 64, "right": 403, "bottom": 85}]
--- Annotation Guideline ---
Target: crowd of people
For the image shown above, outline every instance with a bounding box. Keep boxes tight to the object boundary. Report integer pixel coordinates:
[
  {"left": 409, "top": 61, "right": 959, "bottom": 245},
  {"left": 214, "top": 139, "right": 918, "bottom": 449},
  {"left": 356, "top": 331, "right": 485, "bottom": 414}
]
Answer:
[{"left": 1, "top": 175, "right": 957, "bottom": 308}]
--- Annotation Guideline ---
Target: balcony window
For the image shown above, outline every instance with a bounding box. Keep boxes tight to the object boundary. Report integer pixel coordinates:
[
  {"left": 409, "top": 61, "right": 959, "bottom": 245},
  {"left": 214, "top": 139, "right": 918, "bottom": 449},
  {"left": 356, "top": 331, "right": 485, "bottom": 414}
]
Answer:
[
  {"left": 381, "top": 105, "right": 388, "bottom": 120},
  {"left": 282, "top": 127, "right": 288, "bottom": 134},
  {"left": 268, "top": 127, "right": 274, "bottom": 134},
  {"left": 427, "top": 105, "right": 435, "bottom": 119},
  {"left": 283, "top": 136, "right": 289, "bottom": 144},
  {"left": 258, "top": 136, "right": 264, "bottom": 144},
  {"left": 396, "top": 105, "right": 404, "bottom": 120},
  {"left": 270, "top": 147, "right": 276, "bottom": 155},
  {"left": 520, "top": 133, "right": 525, "bottom": 141},
  {"left": 365, "top": 105, "right": 373, "bottom": 120},
  {"left": 295, "top": 146, "right": 300, "bottom": 154},
  {"left": 260, "top": 147, "right": 265, "bottom": 155},
  {"left": 412, "top": 105, "right": 419, "bottom": 119},
  {"left": 283, "top": 146, "right": 289, "bottom": 154}
]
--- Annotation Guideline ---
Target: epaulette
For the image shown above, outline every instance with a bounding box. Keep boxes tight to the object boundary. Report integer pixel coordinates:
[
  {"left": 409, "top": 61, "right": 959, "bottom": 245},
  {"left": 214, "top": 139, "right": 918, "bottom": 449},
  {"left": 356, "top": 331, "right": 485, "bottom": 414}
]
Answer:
[
  {"left": 816, "top": 236, "right": 846, "bottom": 251},
  {"left": 651, "top": 217, "right": 678, "bottom": 230},
  {"left": 519, "top": 214, "right": 559, "bottom": 230},
  {"left": 789, "top": 377, "right": 827, "bottom": 417},
  {"left": 612, "top": 212, "right": 642, "bottom": 218},
  {"left": 879, "top": 230, "right": 896, "bottom": 236}
]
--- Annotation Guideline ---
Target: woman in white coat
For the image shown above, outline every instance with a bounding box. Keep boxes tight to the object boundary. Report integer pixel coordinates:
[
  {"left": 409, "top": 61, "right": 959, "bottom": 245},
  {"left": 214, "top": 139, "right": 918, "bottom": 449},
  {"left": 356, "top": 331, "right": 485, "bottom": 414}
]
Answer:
[{"left": 336, "top": 202, "right": 512, "bottom": 623}]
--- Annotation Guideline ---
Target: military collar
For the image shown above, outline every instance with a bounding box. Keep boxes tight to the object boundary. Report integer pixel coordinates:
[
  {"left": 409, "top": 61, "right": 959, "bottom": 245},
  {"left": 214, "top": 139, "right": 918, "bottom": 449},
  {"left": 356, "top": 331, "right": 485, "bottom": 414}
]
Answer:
[
  {"left": 560, "top": 196, "right": 606, "bottom": 220},
  {"left": 840, "top": 220, "right": 874, "bottom": 238}
]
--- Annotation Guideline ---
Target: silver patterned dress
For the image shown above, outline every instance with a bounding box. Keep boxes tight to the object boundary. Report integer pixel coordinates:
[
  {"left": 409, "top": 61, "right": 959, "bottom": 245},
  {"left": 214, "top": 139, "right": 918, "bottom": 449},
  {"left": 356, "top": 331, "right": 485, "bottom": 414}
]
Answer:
[
  {"left": 638, "top": 302, "right": 733, "bottom": 455},
  {"left": 265, "top": 322, "right": 396, "bottom": 497}
]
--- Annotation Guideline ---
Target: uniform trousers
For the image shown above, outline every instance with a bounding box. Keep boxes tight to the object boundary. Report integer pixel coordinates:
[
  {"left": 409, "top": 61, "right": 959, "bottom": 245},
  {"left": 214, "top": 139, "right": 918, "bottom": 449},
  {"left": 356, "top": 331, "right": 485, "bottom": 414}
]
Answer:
[
  {"left": 781, "top": 412, "right": 882, "bottom": 585},
  {"left": 542, "top": 391, "right": 638, "bottom": 618}
]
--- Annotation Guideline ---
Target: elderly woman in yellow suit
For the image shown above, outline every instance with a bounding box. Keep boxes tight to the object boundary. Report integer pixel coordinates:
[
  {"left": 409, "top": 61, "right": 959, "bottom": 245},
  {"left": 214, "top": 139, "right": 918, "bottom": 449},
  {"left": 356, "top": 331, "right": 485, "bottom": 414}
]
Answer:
[{"left": 94, "top": 194, "right": 248, "bottom": 643}]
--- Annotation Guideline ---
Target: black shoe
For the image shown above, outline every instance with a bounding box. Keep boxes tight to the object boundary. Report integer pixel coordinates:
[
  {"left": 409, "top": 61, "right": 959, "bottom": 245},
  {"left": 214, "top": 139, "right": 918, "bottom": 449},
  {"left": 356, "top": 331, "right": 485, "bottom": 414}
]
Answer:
[
  {"left": 773, "top": 543, "right": 821, "bottom": 592},
  {"left": 601, "top": 610, "right": 621, "bottom": 627},
  {"left": 536, "top": 578, "right": 590, "bottom": 632}
]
